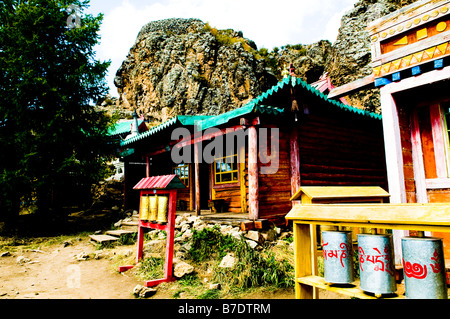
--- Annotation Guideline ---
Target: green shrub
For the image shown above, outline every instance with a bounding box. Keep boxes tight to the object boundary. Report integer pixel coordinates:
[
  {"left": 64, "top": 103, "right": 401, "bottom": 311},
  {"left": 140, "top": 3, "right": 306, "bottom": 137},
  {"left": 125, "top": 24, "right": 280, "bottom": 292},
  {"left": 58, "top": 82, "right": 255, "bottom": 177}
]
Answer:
[
  {"left": 185, "top": 225, "right": 294, "bottom": 293},
  {"left": 214, "top": 239, "right": 294, "bottom": 290},
  {"left": 188, "top": 225, "right": 237, "bottom": 262},
  {"left": 135, "top": 257, "right": 165, "bottom": 281}
]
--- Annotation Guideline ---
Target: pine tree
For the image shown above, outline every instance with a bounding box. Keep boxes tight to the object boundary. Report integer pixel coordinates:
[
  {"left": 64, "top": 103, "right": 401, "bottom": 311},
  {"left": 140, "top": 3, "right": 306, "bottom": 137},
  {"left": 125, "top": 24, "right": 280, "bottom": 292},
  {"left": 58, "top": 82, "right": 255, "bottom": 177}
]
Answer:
[{"left": 0, "top": 0, "right": 115, "bottom": 226}]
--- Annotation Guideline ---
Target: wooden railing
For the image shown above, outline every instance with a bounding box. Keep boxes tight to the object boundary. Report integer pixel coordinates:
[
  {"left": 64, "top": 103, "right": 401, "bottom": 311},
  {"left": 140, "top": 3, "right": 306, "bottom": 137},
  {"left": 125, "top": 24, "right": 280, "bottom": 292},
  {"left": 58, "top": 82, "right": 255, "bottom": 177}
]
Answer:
[{"left": 285, "top": 203, "right": 450, "bottom": 299}]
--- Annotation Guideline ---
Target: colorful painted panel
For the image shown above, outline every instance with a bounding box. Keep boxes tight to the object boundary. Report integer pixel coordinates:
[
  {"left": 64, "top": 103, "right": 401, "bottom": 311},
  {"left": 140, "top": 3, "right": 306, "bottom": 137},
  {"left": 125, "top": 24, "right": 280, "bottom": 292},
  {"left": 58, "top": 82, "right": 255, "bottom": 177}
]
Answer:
[
  {"left": 380, "top": 16, "right": 450, "bottom": 55},
  {"left": 373, "top": 40, "right": 450, "bottom": 77}
]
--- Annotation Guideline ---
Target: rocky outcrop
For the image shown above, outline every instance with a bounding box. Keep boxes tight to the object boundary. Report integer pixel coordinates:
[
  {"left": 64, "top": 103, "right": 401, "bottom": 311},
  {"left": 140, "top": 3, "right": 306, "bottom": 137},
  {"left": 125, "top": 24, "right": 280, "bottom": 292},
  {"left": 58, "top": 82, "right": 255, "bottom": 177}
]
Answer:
[
  {"left": 113, "top": 18, "right": 331, "bottom": 123},
  {"left": 277, "top": 40, "right": 332, "bottom": 84},
  {"left": 114, "top": 18, "right": 278, "bottom": 124},
  {"left": 326, "top": 0, "right": 419, "bottom": 112},
  {"left": 113, "top": 2, "right": 420, "bottom": 119}
]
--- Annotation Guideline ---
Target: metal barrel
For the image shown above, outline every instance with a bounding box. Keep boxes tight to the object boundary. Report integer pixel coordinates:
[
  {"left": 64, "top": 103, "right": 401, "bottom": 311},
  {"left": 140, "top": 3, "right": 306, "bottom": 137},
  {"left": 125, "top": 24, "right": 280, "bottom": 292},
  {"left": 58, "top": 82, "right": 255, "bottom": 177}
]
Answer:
[
  {"left": 357, "top": 234, "right": 397, "bottom": 296},
  {"left": 149, "top": 195, "right": 158, "bottom": 222},
  {"left": 156, "top": 196, "right": 168, "bottom": 224},
  {"left": 321, "top": 230, "right": 354, "bottom": 284},
  {"left": 401, "top": 236, "right": 448, "bottom": 299},
  {"left": 139, "top": 195, "right": 149, "bottom": 221}
]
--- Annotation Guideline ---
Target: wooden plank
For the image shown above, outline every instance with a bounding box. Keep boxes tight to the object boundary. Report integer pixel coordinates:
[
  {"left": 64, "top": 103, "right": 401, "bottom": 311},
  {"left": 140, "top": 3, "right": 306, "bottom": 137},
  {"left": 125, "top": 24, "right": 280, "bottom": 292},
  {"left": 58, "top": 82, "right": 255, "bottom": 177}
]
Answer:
[
  {"left": 106, "top": 230, "right": 136, "bottom": 236},
  {"left": 296, "top": 276, "right": 404, "bottom": 299},
  {"left": 410, "top": 108, "right": 428, "bottom": 203},
  {"left": 380, "top": 87, "right": 407, "bottom": 204},
  {"left": 194, "top": 142, "right": 200, "bottom": 216},
  {"left": 290, "top": 127, "right": 301, "bottom": 201},
  {"left": 291, "top": 186, "right": 389, "bottom": 201},
  {"left": 430, "top": 103, "right": 448, "bottom": 178},
  {"left": 380, "top": 65, "right": 450, "bottom": 95},
  {"left": 327, "top": 74, "right": 375, "bottom": 100},
  {"left": 285, "top": 203, "right": 450, "bottom": 227},
  {"left": 254, "top": 219, "right": 269, "bottom": 229},
  {"left": 239, "top": 143, "right": 247, "bottom": 214},
  {"left": 248, "top": 125, "right": 259, "bottom": 220},
  {"left": 89, "top": 234, "right": 119, "bottom": 243},
  {"left": 240, "top": 220, "right": 254, "bottom": 231},
  {"left": 418, "top": 106, "right": 437, "bottom": 179},
  {"left": 376, "top": 30, "right": 450, "bottom": 66},
  {"left": 293, "top": 223, "right": 315, "bottom": 299}
]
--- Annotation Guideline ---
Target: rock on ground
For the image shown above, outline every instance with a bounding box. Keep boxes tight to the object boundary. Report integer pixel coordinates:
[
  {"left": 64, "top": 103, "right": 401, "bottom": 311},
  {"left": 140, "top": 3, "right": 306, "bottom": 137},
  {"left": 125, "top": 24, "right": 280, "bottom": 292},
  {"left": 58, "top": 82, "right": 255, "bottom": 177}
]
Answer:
[
  {"left": 173, "top": 260, "right": 195, "bottom": 278},
  {"left": 133, "top": 284, "right": 157, "bottom": 298}
]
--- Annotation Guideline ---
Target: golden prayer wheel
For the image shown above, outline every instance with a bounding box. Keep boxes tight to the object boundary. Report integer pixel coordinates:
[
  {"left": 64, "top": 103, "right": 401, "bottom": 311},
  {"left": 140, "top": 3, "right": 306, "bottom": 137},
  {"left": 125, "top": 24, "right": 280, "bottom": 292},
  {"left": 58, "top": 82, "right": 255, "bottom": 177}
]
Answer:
[
  {"left": 156, "top": 196, "right": 168, "bottom": 224},
  {"left": 139, "top": 195, "right": 150, "bottom": 221},
  {"left": 149, "top": 195, "right": 158, "bottom": 222}
]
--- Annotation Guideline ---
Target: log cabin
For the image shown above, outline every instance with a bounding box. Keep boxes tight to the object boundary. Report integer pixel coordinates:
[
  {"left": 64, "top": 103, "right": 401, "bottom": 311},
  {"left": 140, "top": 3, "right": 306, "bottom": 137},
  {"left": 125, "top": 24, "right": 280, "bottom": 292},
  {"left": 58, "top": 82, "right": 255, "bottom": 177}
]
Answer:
[
  {"left": 119, "top": 74, "right": 388, "bottom": 225},
  {"left": 329, "top": 0, "right": 450, "bottom": 258}
]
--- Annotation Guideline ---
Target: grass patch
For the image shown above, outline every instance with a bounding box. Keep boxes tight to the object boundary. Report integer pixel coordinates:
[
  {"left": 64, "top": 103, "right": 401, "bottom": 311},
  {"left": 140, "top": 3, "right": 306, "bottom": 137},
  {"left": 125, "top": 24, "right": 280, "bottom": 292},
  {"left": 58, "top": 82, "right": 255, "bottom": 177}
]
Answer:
[
  {"left": 188, "top": 225, "right": 237, "bottom": 262},
  {"left": 135, "top": 257, "right": 165, "bottom": 281},
  {"left": 197, "top": 289, "right": 221, "bottom": 299},
  {"left": 185, "top": 226, "right": 294, "bottom": 296},
  {"left": 213, "top": 239, "right": 294, "bottom": 291}
]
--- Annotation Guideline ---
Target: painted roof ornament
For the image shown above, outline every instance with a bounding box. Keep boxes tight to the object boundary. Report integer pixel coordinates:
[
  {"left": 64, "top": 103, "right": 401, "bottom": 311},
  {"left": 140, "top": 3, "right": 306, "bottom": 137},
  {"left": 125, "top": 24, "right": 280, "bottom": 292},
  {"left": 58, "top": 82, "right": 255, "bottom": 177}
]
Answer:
[
  {"left": 289, "top": 63, "right": 297, "bottom": 87},
  {"left": 281, "top": 64, "right": 289, "bottom": 78}
]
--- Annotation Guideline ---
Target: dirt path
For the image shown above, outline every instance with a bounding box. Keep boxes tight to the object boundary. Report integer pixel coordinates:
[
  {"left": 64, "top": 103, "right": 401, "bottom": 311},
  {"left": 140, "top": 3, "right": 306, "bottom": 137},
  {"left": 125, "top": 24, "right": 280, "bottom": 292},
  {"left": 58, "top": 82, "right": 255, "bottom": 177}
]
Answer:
[{"left": 0, "top": 238, "right": 140, "bottom": 299}]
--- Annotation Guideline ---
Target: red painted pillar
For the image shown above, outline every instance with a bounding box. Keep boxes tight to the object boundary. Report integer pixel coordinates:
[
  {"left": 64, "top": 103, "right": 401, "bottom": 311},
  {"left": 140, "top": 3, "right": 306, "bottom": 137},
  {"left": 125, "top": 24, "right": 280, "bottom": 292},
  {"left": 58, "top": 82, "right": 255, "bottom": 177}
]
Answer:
[
  {"left": 248, "top": 125, "right": 259, "bottom": 220},
  {"left": 290, "top": 126, "right": 301, "bottom": 202},
  {"left": 135, "top": 191, "right": 145, "bottom": 263},
  {"left": 194, "top": 142, "right": 201, "bottom": 216},
  {"left": 165, "top": 189, "right": 177, "bottom": 281}
]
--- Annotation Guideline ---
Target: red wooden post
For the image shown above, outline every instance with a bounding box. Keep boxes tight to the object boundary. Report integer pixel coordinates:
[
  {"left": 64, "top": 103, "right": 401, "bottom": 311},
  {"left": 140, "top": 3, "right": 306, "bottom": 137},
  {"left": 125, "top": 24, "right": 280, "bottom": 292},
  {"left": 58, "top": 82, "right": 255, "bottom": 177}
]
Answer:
[
  {"left": 194, "top": 142, "right": 201, "bottom": 216},
  {"left": 290, "top": 126, "right": 301, "bottom": 203},
  {"left": 164, "top": 189, "right": 177, "bottom": 281},
  {"left": 248, "top": 125, "right": 259, "bottom": 220},
  {"left": 136, "top": 190, "right": 145, "bottom": 262},
  {"left": 145, "top": 156, "right": 150, "bottom": 177}
]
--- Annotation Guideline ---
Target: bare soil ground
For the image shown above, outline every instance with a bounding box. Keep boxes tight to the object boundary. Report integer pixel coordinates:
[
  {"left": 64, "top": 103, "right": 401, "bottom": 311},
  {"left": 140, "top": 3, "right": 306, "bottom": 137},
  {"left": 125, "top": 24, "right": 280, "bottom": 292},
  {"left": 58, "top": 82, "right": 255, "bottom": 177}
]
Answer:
[
  {"left": 0, "top": 238, "right": 140, "bottom": 299},
  {"left": 0, "top": 210, "right": 345, "bottom": 300}
]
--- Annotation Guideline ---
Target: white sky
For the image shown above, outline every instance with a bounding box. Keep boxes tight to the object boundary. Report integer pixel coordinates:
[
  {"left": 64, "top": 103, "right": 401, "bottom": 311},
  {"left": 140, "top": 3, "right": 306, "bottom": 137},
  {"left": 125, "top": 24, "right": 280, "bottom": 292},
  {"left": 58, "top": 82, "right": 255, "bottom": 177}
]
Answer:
[{"left": 85, "top": 0, "right": 357, "bottom": 97}]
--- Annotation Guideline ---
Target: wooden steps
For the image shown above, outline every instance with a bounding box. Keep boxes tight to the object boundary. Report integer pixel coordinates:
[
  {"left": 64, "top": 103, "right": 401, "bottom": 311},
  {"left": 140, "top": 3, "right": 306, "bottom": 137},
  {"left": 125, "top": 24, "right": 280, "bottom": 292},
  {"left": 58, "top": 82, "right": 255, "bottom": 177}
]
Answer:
[
  {"left": 89, "top": 213, "right": 139, "bottom": 243},
  {"left": 89, "top": 234, "right": 121, "bottom": 243},
  {"left": 105, "top": 229, "right": 136, "bottom": 236}
]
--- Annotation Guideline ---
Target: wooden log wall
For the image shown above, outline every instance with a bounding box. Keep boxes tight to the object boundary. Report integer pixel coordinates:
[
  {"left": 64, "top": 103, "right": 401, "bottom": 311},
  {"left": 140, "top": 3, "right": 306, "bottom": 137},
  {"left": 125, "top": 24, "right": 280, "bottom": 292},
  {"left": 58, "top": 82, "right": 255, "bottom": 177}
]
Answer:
[
  {"left": 213, "top": 186, "right": 242, "bottom": 213},
  {"left": 298, "top": 113, "right": 388, "bottom": 190},
  {"left": 257, "top": 128, "right": 292, "bottom": 219},
  {"left": 398, "top": 104, "right": 417, "bottom": 203}
]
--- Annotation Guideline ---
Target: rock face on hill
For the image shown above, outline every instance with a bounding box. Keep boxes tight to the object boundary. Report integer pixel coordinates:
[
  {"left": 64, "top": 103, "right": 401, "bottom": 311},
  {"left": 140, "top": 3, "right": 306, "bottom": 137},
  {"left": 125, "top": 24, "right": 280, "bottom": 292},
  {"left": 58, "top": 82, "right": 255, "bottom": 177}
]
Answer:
[
  {"left": 325, "top": 0, "right": 419, "bottom": 112},
  {"left": 113, "top": 1, "right": 420, "bottom": 119},
  {"left": 113, "top": 18, "right": 332, "bottom": 123},
  {"left": 114, "top": 18, "right": 279, "bottom": 124}
]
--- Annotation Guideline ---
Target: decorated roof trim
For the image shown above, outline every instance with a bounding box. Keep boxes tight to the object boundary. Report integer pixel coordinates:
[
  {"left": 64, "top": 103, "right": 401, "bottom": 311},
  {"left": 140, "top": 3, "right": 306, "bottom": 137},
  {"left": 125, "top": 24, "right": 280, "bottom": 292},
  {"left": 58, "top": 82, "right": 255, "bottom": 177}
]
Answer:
[
  {"left": 120, "top": 75, "right": 381, "bottom": 147},
  {"left": 120, "top": 115, "right": 211, "bottom": 146},
  {"left": 196, "top": 103, "right": 284, "bottom": 131},
  {"left": 200, "top": 76, "right": 381, "bottom": 124},
  {"left": 107, "top": 118, "right": 144, "bottom": 136},
  {"left": 133, "top": 174, "right": 186, "bottom": 189}
]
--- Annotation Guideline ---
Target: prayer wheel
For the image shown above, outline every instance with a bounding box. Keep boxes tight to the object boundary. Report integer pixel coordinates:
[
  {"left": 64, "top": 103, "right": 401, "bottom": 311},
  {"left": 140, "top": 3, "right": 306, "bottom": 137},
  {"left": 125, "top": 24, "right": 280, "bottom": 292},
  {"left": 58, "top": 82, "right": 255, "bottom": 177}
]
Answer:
[
  {"left": 139, "top": 195, "right": 149, "bottom": 221},
  {"left": 357, "top": 234, "right": 396, "bottom": 296},
  {"left": 321, "top": 230, "right": 354, "bottom": 284},
  {"left": 156, "top": 196, "right": 169, "bottom": 224},
  {"left": 401, "top": 236, "right": 448, "bottom": 299},
  {"left": 149, "top": 195, "right": 158, "bottom": 222}
]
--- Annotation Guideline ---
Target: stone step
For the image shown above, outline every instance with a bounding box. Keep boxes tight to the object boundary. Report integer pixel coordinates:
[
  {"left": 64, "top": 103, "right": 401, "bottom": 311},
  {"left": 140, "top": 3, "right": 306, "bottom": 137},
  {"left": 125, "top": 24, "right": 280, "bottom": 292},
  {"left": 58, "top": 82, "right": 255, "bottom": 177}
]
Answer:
[
  {"left": 120, "top": 225, "right": 139, "bottom": 231},
  {"left": 89, "top": 234, "right": 119, "bottom": 243},
  {"left": 121, "top": 221, "right": 139, "bottom": 226},
  {"left": 106, "top": 229, "right": 136, "bottom": 236}
]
